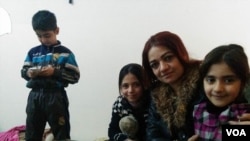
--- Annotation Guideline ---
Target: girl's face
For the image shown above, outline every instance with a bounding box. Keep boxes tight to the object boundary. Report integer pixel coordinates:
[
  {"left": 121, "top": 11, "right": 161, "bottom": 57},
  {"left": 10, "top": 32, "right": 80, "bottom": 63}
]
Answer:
[
  {"left": 120, "top": 73, "right": 143, "bottom": 106},
  {"left": 148, "top": 46, "right": 184, "bottom": 87},
  {"left": 204, "top": 62, "right": 242, "bottom": 107}
]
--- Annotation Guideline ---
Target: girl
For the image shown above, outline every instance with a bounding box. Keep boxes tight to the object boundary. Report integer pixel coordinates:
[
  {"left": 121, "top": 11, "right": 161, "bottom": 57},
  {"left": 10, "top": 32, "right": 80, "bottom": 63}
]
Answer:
[
  {"left": 193, "top": 44, "right": 250, "bottom": 140},
  {"left": 108, "top": 63, "right": 150, "bottom": 141}
]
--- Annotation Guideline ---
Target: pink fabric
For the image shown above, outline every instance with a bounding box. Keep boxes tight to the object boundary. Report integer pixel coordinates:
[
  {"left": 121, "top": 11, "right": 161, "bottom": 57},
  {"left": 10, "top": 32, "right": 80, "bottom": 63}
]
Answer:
[{"left": 0, "top": 125, "right": 26, "bottom": 141}]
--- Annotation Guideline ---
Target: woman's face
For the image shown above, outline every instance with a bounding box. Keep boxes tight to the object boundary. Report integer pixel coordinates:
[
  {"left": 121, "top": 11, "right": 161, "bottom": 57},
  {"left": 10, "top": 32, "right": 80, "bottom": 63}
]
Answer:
[
  {"left": 203, "top": 62, "right": 241, "bottom": 107},
  {"left": 148, "top": 46, "right": 184, "bottom": 87},
  {"left": 120, "top": 73, "right": 143, "bottom": 106}
]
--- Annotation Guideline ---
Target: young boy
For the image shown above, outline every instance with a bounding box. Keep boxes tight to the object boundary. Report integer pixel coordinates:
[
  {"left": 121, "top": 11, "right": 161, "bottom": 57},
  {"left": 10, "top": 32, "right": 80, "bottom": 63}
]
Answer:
[{"left": 21, "top": 10, "right": 80, "bottom": 141}]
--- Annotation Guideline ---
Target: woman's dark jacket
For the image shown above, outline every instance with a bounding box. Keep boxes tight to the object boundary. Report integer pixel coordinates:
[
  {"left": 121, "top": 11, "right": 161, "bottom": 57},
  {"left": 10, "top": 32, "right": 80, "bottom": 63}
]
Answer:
[{"left": 146, "top": 62, "right": 203, "bottom": 141}]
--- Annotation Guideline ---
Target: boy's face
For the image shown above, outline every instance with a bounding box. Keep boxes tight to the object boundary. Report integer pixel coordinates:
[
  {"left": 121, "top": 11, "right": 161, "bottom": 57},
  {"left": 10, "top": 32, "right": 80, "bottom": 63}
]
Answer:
[{"left": 35, "top": 27, "right": 59, "bottom": 46}]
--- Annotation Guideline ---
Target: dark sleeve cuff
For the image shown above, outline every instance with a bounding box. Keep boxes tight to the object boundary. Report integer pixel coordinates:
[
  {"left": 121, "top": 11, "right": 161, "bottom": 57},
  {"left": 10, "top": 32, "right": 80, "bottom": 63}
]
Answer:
[
  {"left": 21, "top": 67, "right": 30, "bottom": 81},
  {"left": 53, "top": 68, "right": 61, "bottom": 78}
]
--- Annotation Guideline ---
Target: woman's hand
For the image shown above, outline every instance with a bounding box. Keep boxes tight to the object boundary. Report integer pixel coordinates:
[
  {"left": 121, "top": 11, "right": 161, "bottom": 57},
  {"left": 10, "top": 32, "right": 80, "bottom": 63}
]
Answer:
[
  {"left": 228, "top": 113, "right": 250, "bottom": 125},
  {"left": 187, "top": 134, "right": 199, "bottom": 141}
]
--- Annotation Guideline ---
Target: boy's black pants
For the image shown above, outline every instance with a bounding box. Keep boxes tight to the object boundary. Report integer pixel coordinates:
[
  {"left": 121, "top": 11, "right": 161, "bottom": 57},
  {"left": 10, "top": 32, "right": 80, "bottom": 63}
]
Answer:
[{"left": 25, "top": 88, "right": 70, "bottom": 141}]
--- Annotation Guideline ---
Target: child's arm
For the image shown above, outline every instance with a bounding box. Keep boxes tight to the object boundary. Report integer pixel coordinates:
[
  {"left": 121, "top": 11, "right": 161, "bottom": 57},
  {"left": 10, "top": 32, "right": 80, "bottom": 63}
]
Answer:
[
  {"left": 228, "top": 113, "right": 250, "bottom": 125},
  {"left": 21, "top": 52, "right": 34, "bottom": 80},
  {"left": 21, "top": 66, "right": 32, "bottom": 81},
  {"left": 187, "top": 134, "right": 199, "bottom": 141},
  {"left": 53, "top": 53, "right": 80, "bottom": 85}
]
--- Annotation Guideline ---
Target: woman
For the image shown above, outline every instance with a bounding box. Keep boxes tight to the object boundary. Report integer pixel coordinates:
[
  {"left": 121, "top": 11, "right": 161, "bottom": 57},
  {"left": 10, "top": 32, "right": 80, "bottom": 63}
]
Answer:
[
  {"left": 108, "top": 63, "right": 150, "bottom": 141},
  {"left": 142, "top": 31, "right": 201, "bottom": 141},
  {"left": 142, "top": 31, "right": 250, "bottom": 141}
]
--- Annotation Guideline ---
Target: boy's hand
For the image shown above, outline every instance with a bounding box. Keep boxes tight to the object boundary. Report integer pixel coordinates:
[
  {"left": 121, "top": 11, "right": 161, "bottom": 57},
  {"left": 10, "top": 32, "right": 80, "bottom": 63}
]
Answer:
[
  {"left": 39, "top": 65, "right": 55, "bottom": 77},
  {"left": 27, "top": 68, "right": 40, "bottom": 78}
]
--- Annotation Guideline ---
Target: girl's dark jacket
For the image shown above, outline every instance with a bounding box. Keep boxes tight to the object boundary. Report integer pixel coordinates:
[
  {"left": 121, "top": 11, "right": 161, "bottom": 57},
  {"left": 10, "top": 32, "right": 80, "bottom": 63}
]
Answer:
[
  {"left": 108, "top": 90, "right": 151, "bottom": 141},
  {"left": 146, "top": 62, "right": 203, "bottom": 141}
]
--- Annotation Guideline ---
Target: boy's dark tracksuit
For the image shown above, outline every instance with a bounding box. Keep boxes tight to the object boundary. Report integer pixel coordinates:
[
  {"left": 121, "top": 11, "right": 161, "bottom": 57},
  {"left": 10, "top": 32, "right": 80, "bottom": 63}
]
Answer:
[{"left": 21, "top": 41, "right": 80, "bottom": 141}]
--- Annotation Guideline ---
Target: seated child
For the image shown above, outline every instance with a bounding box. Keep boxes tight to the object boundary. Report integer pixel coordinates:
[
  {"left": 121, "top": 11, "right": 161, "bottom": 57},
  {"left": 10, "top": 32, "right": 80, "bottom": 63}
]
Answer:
[{"left": 193, "top": 44, "right": 250, "bottom": 140}]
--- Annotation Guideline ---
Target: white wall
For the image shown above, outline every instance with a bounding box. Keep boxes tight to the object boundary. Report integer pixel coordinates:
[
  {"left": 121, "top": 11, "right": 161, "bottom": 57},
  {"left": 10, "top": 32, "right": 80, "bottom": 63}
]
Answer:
[{"left": 0, "top": 0, "right": 250, "bottom": 140}]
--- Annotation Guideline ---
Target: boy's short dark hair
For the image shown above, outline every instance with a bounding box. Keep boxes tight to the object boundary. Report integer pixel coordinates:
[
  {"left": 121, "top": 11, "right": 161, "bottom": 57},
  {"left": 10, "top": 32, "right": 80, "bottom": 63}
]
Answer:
[{"left": 32, "top": 10, "right": 57, "bottom": 31}]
